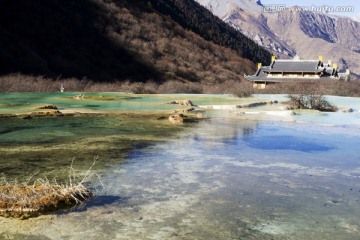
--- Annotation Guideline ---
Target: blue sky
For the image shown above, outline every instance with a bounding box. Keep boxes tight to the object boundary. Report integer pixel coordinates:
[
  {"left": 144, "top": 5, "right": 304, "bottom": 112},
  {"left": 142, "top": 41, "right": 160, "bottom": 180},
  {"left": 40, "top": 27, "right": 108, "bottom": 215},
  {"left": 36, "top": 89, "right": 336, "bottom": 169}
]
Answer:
[{"left": 261, "top": 0, "right": 360, "bottom": 17}]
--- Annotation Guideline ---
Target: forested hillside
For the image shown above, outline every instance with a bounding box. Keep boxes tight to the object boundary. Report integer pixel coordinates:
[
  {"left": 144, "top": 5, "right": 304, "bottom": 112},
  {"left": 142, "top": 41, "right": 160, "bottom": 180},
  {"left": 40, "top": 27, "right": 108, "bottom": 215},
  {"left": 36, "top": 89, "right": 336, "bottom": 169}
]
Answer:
[
  {"left": 0, "top": 0, "right": 270, "bottom": 85},
  {"left": 146, "top": 0, "right": 271, "bottom": 65}
]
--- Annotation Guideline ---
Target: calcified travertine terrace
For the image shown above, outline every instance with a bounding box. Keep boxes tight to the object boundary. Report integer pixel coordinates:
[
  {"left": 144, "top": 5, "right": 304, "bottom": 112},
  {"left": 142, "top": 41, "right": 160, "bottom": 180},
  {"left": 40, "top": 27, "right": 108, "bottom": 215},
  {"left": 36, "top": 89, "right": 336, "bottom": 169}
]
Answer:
[{"left": 0, "top": 93, "right": 360, "bottom": 239}]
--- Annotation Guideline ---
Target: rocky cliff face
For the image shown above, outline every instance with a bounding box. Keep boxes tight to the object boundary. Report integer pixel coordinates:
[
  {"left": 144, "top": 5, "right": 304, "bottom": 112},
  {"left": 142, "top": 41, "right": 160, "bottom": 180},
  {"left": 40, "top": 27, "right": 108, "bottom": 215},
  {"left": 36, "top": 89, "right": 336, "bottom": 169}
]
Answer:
[{"left": 196, "top": 0, "right": 360, "bottom": 78}]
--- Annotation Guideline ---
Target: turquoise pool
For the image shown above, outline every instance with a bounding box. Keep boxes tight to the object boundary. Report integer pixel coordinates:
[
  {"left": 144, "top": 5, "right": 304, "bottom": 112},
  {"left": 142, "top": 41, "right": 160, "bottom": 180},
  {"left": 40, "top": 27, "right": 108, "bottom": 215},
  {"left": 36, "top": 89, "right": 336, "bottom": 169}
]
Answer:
[{"left": 0, "top": 93, "right": 360, "bottom": 239}]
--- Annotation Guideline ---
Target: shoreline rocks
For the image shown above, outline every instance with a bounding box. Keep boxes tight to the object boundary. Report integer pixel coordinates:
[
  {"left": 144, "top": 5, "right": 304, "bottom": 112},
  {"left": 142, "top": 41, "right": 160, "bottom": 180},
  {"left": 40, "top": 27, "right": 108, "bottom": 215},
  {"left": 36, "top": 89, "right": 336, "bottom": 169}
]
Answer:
[
  {"left": 173, "top": 107, "right": 195, "bottom": 114},
  {"left": 168, "top": 112, "right": 209, "bottom": 124},
  {"left": 73, "top": 94, "right": 85, "bottom": 100},
  {"left": 167, "top": 100, "right": 194, "bottom": 106},
  {"left": 31, "top": 110, "right": 64, "bottom": 117},
  {"left": 237, "top": 100, "right": 278, "bottom": 108},
  {"left": 342, "top": 107, "right": 354, "bottom": 113},
  {"left": 169, "top": 114, "right": 184, "bottom": 124},
  {"left": 37, "top": 105, "right": 58, "bottom": 110}
]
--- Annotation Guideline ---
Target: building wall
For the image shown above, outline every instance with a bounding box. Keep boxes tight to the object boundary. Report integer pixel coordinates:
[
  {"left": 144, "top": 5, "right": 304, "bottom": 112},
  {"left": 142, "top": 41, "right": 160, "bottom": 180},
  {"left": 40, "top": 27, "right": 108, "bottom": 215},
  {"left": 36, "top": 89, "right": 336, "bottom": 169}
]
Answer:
[
  {"left": 267, "top": 73, "right": 320, "bottom": 78},
  {"left": 253, "top": 83, "right": 266, "bottom": 89}
]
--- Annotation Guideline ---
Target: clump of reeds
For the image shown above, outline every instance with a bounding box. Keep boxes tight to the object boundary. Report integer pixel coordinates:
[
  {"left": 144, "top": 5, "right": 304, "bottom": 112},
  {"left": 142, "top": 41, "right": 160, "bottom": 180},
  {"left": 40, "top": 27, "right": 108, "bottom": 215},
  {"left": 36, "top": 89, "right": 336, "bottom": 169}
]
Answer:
[{"left": 0, "top": 159, "right": 98, "bottom": 219}]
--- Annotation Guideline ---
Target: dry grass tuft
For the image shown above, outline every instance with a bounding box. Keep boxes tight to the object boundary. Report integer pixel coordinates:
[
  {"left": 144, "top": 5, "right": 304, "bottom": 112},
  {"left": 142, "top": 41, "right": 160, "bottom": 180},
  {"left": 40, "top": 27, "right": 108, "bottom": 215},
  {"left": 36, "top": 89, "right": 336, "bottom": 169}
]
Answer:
[{"left": 0, "top": 159, "right": 99, "bottom": 219}]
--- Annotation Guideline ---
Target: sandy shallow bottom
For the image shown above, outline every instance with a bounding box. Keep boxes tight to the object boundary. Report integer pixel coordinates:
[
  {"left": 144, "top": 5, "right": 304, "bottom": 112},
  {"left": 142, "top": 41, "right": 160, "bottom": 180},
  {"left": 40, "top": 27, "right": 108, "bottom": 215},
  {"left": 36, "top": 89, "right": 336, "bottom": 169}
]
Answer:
[
  {"left": 1, "top": 117, "right": 360, "bottom": 240},
  {"left": 1, "top": 93, "right": 360, "bottom": 239}
]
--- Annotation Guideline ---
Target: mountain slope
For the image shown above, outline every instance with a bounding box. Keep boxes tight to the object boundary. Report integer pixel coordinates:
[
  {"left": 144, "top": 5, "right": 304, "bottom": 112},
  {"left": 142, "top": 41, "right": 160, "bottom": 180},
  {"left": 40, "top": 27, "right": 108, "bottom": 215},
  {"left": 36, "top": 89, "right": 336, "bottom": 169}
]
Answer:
[
  {"left": 0, "top": 0, "right": 270, "bottom": 83},
  {"left": 353, "top": 14, "right": 360, "bottom": 22},
  {"left": 265, "top": 11, "right": 360, "bottom": 75},
  {"left": 196, "top": 0, "right": 360, "bottom": 77},
  {"left": 0, "top": 0, "right": 163, "bottom": 82},
  {"left": 196, "top": 0, "right": 263, "bottom": 18},
  {"left": 147, "top": 0, "right": 271, "bottom": 64}
]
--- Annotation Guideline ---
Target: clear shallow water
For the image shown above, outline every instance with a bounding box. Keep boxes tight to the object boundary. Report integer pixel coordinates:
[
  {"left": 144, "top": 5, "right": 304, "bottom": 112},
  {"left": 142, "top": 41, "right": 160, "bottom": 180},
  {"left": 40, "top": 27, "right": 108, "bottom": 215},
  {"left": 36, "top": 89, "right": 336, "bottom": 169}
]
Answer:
[
  {"left": 0, "top": 113, "right": 187, "bottom": 179},
  {"left": 0, "top": 93, "right": 360, "bottom": 239},
  {"left": 0, "top": 93, "right": 251, "bottom": 114}
]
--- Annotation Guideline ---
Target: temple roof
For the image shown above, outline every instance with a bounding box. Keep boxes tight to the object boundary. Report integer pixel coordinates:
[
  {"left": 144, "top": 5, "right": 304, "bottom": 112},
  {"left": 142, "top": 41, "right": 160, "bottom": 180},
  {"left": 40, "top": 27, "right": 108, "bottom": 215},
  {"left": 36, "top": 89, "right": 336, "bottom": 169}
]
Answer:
[
  {"left": 244, "top": 58, "right": 344, "bottom": 83},
  {"left": 264, "top": 60, "right": 322, "bottom": 73}
]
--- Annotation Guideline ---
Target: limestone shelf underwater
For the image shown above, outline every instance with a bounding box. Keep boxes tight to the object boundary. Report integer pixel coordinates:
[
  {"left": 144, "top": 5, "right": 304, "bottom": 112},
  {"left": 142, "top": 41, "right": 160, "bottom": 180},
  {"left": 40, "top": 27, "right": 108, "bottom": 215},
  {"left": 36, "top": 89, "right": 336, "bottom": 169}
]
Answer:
[{"left": 1, "top": 93, "right": 360, "bottom": 239}]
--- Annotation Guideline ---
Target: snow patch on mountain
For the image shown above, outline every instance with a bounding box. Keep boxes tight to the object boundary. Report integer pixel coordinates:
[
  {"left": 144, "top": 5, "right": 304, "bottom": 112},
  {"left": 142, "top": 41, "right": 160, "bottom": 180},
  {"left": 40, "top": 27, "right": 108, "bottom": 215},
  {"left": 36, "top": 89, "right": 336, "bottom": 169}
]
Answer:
[
  {"left": 353, "top": 14, "right": 360, "bottom": 22},
  {"left": 195, "top": 0, "right": 263, "bottom": 18}
]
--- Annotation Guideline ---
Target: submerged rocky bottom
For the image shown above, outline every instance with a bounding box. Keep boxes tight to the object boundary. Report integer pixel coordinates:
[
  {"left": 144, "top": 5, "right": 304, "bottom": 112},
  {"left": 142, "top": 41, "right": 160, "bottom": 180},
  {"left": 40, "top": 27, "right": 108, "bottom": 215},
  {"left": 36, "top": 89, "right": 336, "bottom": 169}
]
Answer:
[{"left": 1, "top": 113, "right": 360, "bottom": 239}]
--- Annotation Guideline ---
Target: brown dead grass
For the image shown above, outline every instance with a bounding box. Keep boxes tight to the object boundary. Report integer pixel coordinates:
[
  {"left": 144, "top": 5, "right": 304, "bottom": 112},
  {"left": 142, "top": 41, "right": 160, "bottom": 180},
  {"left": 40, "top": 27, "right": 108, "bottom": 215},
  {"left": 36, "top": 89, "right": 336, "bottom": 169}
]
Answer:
[
  {"left": 255, "top": 80, "right": 360, "bottom": 97},
  {"left": 0, "top": 160, "right": 98, "bottom": 219},
  {"left": 1, "top": 74, "right": 359, "bottom": 96},
  {"left": 0, "top": 183, "right": 92, "bottom": 219}
]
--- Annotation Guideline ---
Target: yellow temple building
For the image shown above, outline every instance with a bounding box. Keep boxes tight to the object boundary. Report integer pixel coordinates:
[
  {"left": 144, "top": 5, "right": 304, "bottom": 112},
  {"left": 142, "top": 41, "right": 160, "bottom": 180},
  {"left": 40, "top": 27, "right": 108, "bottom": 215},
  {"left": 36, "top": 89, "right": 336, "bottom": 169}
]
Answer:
[{"left": 245, "top": 56, "right": 350, "bottom": 89}]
